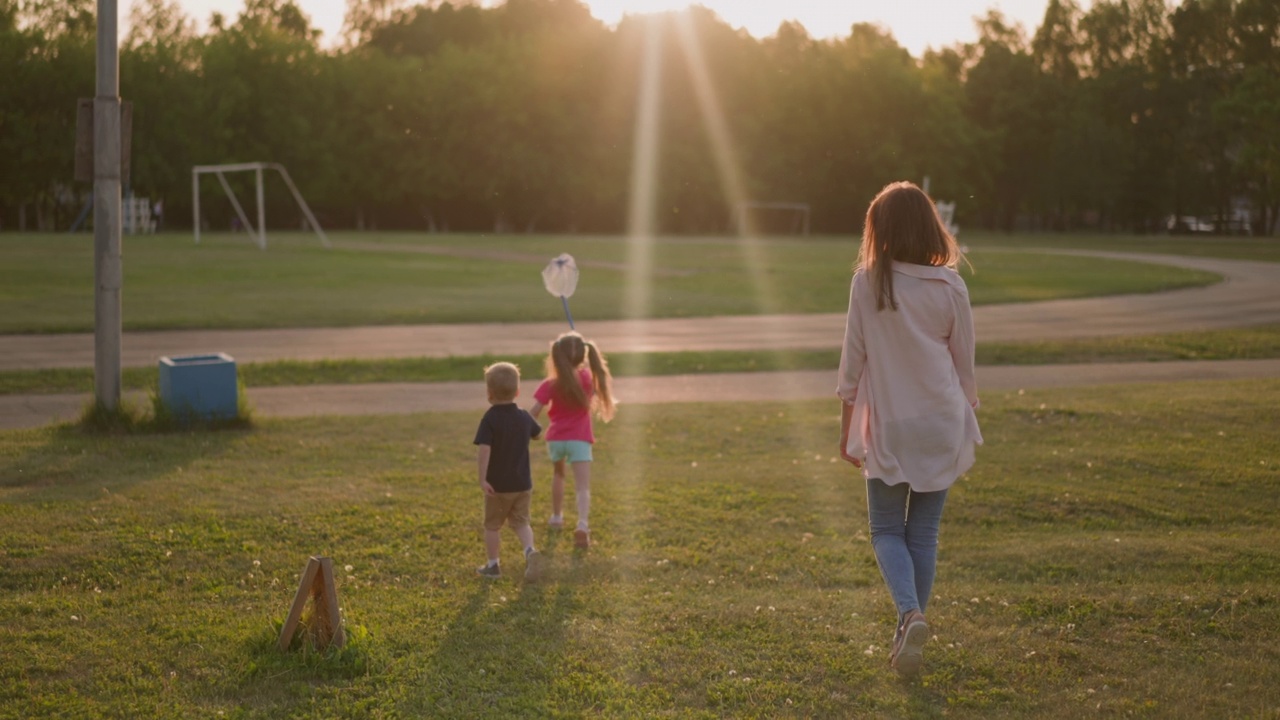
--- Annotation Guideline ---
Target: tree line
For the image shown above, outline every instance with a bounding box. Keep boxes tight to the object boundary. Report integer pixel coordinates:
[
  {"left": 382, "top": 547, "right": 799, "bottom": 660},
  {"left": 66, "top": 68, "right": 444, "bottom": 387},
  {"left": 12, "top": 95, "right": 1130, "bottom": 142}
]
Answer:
[{"left": 2, "top": 0, "right": 1277, "bottom": 235}]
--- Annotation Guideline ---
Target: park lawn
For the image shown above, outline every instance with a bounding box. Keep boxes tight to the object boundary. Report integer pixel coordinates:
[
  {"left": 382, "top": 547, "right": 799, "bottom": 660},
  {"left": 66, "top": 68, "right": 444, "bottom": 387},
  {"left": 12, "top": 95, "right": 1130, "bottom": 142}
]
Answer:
[
  {"left": 1, "top": 380, "right": 1278, "bottom": 718},
  {"left": 4, "top": 325, "right": 1280, "bottom": 395},
  {"left": 0, "top": 232, "right": 1220, "bottom": 333},
  {"left": 960, "top": 231, "right": 1280, "bottom": 264}
]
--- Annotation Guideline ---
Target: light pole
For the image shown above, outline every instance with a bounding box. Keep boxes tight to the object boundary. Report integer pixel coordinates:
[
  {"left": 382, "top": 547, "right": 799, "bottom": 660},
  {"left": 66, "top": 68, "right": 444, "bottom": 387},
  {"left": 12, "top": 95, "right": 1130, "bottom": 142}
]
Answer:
[{"left": 94, "top": 0, "right": 122, "bottom": 410}]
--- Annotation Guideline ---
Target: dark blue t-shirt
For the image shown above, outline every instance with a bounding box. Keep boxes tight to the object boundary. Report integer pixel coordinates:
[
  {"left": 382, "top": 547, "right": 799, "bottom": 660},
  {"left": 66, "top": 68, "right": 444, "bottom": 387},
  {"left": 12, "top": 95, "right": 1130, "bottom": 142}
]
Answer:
[{"left": 473, "top": 403, "right": 542, "bottom": 493}]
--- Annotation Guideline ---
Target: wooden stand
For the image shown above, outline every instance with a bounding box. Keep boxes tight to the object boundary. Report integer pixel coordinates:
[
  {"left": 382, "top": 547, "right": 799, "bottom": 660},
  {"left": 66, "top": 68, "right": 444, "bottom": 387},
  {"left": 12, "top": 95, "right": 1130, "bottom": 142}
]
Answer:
[{"left": 278, "top": 556, "right": 345, "bottom": 651}]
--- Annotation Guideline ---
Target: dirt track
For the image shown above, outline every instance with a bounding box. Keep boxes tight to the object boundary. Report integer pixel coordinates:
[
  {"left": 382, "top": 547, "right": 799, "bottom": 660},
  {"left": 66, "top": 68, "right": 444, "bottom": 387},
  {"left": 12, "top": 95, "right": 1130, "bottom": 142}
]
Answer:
[{"left": 2, "top": 250, "right": 1278, "bottom": 430}]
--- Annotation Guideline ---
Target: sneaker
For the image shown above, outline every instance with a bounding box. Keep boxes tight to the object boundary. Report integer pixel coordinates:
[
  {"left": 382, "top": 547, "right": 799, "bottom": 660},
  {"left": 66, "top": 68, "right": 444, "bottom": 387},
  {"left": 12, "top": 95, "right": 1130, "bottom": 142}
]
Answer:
[
  {"left": 890, "top": 610, "right": 929, "bottom": 678},
  {"left": 524, "top": 550, "right": 543, "bottom": 582},
  {"left": 573, "top": 528, "right": 591, "bottom": 549},
  {"left": 548, "top": 516, "right": 564, "bottom": 530},
  {"left": 476, "top": 562, "right": 500, "bottom": 578}
]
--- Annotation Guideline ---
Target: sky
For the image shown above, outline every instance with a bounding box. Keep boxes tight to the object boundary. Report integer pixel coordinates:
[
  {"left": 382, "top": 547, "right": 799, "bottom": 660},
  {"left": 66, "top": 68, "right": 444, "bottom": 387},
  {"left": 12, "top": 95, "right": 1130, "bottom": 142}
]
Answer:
[{"left": 166, "top": 0, "right": 1073, "bottom": 56}]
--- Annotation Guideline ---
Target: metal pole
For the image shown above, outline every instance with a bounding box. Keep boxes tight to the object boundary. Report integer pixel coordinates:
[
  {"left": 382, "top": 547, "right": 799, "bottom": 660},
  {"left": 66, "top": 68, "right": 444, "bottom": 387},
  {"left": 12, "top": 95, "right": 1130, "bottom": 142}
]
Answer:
[
  {"left": 94, "top": 0, "right": 122, "bottom": 411},
  {"left": 255, "top": 164, "right": 266, "bottom": 248},
  {"left": 193, "top": 169, "right": 201, "bottom": 244},
  {"left": 273, "top": 164, "right": 330, "bottom": 247}
]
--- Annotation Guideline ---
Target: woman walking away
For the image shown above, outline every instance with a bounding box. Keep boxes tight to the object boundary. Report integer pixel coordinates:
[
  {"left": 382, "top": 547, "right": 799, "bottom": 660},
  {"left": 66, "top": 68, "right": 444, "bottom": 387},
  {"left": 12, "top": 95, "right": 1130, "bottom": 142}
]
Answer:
[
  {"left": 530, "top": 331, "right": 616, "bottom": 550},
  {"left": 837, "top": 181, "right": 982, "bottom": 678}
]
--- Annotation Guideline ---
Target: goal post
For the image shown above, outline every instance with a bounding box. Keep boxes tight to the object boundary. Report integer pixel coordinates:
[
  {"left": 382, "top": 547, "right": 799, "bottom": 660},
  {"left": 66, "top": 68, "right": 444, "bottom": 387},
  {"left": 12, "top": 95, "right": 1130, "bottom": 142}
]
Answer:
[
  {"left": 733, "top": 201, "right": 811, "bottom": 236},
  {"left": 191, "top": 162, "right": 329, "bottom": 248}
]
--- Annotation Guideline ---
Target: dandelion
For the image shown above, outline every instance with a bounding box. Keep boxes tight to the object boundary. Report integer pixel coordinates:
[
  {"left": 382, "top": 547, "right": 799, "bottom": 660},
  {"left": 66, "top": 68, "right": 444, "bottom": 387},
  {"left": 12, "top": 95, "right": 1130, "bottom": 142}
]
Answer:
[
  {"left": 253, "top": 559, "right": 261, "bottom": 567},
  {"left": 71, "top": 615, "right": 80, "bottom": 621},
  {"left": 344, "top": 564, "right": 354, "bottom": 572}
]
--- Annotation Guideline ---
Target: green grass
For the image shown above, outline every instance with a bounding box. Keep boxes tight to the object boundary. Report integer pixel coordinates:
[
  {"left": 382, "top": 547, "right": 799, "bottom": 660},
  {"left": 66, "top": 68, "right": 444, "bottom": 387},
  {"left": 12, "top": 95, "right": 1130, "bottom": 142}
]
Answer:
[
  {"left": 0, "top": 232, "right": 1222, "bottom": 333},
  {"left": 962, "top": 231, "right": 1280, "bottom": 263},
  {"left": 2, "top": 380, "right": 1278, "bottom": 718},
  {"left": 5, "top": 325, "right": 1280, "bottom": 396}
]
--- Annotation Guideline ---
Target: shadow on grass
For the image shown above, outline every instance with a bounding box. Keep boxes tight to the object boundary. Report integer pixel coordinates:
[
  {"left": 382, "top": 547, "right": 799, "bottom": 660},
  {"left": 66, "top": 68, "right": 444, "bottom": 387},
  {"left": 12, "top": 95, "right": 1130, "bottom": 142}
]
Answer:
[
  {"left": 401, "top": 534, "right": 587, "bottom": 716},
  {"left": 0, "top": 415, "right": 248, "bottom": 501}
]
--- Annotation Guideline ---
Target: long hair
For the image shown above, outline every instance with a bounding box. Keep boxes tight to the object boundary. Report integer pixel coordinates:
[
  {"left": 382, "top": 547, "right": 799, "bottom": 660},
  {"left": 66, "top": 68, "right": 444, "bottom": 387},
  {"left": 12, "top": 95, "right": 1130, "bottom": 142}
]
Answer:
[
  {"left": 545, "top": 331, "right": 616, "bottom": 422},
  {"left": 856, "top": 181, "right": 962, "bottom": 311}
]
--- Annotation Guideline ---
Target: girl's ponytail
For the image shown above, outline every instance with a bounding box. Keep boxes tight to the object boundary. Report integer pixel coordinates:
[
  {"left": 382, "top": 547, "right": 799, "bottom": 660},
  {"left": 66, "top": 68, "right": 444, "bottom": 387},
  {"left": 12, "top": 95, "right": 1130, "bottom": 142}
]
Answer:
[{"left": 585, "top": 341, "right": 616, "bottom": 422}]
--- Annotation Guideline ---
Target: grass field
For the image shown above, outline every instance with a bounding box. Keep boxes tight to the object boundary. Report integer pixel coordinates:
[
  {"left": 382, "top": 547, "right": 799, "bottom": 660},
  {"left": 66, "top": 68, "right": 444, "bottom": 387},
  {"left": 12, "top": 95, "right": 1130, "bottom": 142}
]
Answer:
[
  {"left": 4, "top": 324, "right": 1280, "bottom": 396},
  {"left": 2, "top": 380, "right": 1278, "bottom": 718},
  {"left": 0, "top": 232, "right": 1224, "bottom": 334},
  {"left": 3, "top": 230, "right": 1278, "bottom": 716}
]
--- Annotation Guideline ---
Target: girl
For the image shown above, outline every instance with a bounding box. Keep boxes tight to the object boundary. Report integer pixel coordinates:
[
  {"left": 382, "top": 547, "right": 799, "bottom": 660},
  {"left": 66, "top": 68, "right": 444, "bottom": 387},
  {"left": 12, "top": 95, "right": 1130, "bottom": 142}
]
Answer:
[
  {"left": 837, "top": 181, "right": 982, "bottom": 678},
  {"left": 530, "top": 331, "right": 616, "bottom": 549}
]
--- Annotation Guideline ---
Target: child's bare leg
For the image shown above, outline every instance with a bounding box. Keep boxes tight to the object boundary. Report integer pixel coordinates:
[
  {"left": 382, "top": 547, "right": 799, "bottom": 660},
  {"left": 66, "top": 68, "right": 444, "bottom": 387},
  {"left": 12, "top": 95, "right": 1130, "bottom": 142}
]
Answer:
[
  {"left": 512, "top": 520, "right": 532, "bottom": 548},
  {"left": 551, "top": 459, "right": 566, "bottom": 518},
  {"left": 572, "top": 461, "right": 591, "bottom": 529},
  {"left": 484, "top": 529, "right": 501, "bottom": 563}
]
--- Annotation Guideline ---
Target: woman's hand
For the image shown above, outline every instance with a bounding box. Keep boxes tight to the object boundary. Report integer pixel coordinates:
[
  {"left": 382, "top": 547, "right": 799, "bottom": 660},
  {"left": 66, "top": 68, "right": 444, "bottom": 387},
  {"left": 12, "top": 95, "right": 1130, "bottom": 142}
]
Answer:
[
  {"left": 839, "top": 400, "right": 861, "bottom": 467},
  {"left": 840, "top": 445, "right": 862, "bottom": 468}
]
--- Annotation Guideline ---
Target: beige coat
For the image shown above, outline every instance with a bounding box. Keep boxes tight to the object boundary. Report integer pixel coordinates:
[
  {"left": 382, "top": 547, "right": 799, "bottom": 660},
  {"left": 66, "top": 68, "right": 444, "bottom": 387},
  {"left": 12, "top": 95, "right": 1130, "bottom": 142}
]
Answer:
[{"left": 837, "top": 262, "right": 982, "bottom": 492}]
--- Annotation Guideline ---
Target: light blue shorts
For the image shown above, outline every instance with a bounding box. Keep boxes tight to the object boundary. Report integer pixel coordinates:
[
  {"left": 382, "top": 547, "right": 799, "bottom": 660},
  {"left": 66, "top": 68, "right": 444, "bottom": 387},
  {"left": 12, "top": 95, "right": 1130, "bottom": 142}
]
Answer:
[{"left": 547, "top": 440, "right": 593, "bottom": 464}]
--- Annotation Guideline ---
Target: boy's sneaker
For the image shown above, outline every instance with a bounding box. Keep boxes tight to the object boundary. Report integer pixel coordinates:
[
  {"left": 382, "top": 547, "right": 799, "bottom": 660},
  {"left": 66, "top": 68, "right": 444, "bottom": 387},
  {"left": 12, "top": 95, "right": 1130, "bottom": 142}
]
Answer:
[
  {"left": 476, "top": 562, "right": 500, "bottom": 578},
  {"left": 890, "top": 610, "right": 929, "bottom": 678},
  {"left": 524, "top": 550, "right": 543, "bottom": 582},
  {"left": 548, "top": 516, "right": 564, "bottom": 530},
  {"left": 573, "top": 528, "right": 591, "bottom": 549}
]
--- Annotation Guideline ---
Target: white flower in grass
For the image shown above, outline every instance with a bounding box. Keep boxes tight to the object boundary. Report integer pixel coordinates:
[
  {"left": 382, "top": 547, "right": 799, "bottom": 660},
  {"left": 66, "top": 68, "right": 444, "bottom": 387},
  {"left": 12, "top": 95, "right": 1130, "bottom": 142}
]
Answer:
[
  {"left": 344, "top": 564, "right": 354, "bottom": 572},
  {"left": 863, "top": 644, "right": 878, "bottom": 656}
]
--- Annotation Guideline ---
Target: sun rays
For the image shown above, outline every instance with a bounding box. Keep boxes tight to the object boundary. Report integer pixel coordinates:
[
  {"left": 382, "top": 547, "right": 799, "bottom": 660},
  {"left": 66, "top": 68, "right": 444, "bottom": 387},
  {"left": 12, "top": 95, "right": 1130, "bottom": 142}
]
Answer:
[{"left": 613, "top": 9, "right": 851, "bottom": 578}]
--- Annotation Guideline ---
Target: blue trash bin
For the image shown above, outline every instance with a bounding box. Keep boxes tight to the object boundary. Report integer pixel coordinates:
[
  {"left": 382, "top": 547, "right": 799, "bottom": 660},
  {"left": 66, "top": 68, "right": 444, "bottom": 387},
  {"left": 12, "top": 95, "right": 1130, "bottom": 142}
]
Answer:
[{"left": 158, "top": 353, "right": 238, "bottom": 421}]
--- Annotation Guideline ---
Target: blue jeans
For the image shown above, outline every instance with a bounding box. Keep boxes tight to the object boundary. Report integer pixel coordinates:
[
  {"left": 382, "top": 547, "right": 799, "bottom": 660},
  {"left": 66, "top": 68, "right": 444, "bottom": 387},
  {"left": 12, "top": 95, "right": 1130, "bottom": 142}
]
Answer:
[{"left": 866, "top": 478, "right": 948, "bottom": 620}]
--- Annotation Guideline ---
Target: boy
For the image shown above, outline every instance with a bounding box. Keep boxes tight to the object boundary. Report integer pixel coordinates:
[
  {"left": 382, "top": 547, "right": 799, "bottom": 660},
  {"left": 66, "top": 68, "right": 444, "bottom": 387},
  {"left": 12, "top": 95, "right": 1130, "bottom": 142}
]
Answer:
[{"left": 474, "top": 362, "right": 544, "bottom": 580}]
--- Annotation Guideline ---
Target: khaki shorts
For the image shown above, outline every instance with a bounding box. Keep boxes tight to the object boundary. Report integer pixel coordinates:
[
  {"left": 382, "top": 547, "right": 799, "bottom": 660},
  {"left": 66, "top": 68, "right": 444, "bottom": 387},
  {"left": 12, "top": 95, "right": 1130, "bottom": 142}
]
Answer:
[{"left": 484, "top": 490, "right": 532, "bottom": 531}]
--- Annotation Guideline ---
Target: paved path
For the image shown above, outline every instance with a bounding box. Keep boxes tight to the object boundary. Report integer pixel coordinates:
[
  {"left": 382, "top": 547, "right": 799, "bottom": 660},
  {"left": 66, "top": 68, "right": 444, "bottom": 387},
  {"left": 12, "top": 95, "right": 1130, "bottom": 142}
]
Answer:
[
  {"left": 5, "top": 360, "right": 1280, "bottom": 431},
  {"left": 3, "top": 252, "right": 1279, "bottom": 372},
  {"left": 2, "top": 250, "right": 1279, "bottom": 430}
]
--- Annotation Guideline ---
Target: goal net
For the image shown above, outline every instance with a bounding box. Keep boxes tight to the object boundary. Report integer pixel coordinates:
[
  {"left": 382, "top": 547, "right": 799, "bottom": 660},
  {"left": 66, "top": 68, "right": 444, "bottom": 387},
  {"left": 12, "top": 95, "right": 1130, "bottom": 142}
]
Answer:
[
  {"left": 191, "top": 162, "right": 329, "bottom": 248},
  {"left": 733, "top": 201, "right": 811, "bottom": 236}
]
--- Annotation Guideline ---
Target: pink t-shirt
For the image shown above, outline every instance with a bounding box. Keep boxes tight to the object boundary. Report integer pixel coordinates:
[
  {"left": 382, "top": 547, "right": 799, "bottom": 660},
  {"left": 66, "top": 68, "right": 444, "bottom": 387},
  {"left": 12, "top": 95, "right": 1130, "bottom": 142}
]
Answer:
[{"left": 534, "top": 368, "right": 595, "bottom": 443}]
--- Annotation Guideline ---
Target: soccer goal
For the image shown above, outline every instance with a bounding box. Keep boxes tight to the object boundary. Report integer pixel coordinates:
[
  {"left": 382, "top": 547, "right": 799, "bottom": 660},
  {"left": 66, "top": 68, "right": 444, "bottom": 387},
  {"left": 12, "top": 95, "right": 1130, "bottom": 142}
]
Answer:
[
  {"left": 191, "top": 162, "right": 329, "bottom": 248},
  {"left": 733, "top": 201, "right": 811, "bottom": 236}
]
